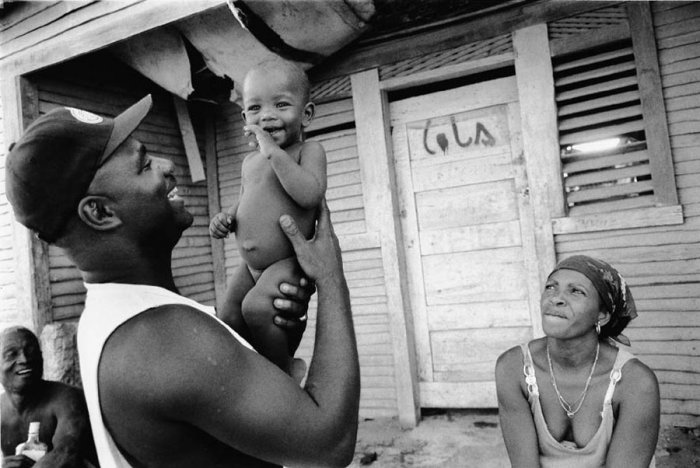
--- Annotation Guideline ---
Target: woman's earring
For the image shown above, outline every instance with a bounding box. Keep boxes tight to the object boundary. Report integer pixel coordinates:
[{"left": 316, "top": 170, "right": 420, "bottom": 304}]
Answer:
[{"left": 595, "top": 321, "right": 601, "bottom": 335}]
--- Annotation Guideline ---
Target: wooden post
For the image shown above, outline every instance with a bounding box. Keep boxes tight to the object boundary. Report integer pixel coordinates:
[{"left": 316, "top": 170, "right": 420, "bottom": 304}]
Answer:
[
  {"left": 627, "top": 2, "right": 678, "bottom": 206},
  {"left": 513, "top": 24, "right": 559, "bottom": 334},
  {"left": 173, "top": 96, "right": 206, "bottom": 182},
  {"left": 351, "top": 69, "right": 420, "bottom": 428},
  {"left": 203, "top": 111, "right": 227, "bottom": 308},
  {"left": 1, "top": 75, "right": 52, "bottom": 334}
]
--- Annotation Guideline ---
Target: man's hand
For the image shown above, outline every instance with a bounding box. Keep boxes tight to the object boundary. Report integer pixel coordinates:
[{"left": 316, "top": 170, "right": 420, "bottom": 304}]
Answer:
[
  {"left": 273, "top": 277, "right": 315, "bottom": 328},
  {"left": 280, "top": 199, "right": 343, "bottom": 283},
  {"left": 274, "top": 277, "right": 315, "bottom": 355},
  {"left": 209, "top": 211, "right": 235, "bottom": 239},
  {"left": 244, "top": 124, "right": 280, "bottom": 159},
  {"left": 2, "top": 454, "right": 35, "bottom": 468}
]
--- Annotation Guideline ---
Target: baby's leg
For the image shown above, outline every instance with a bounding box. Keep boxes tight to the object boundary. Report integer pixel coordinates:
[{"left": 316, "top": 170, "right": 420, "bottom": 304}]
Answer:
[
  {"left": 242, "top": 257, "right": 302, "bottom": 374},
  {"left": 217, "top": 263, "right": 256, "bottom": 342}
]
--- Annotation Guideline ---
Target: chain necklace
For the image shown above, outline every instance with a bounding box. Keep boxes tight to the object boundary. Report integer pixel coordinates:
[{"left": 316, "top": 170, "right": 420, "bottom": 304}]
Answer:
[{"left": 546, "top": 341, "right": 600, "bottom": 419}]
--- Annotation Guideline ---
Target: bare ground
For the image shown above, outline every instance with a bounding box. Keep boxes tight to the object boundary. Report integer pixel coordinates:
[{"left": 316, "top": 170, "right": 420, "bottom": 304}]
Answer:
[{"left": 349, "top": 409, "right": 700, "bottom": 467}]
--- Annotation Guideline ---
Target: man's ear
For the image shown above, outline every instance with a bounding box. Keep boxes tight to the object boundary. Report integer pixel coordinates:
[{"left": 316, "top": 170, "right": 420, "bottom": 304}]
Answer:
[
  {"left": 302, "top": 102, "right": 315, "bottom": 128},
  {"left": 77, "top": 196, "right": 122, "bottom": 231}
]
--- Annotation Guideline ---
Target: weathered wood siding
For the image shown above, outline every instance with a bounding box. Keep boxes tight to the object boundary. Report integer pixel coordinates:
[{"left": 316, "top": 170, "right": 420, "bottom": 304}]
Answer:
[
  {"left": 0, "top": 90, "right": 22, "bottom": 330},
  {"left": 552, "top": 2, "right": 700, "bottom": 427},
  {"left": 25, "top": 55, "right": 216, "bottom": 321},
  {"left": 0, "top": 0, "right": 220, "bottom": 77},
  {"left": 215, "top": 98, "right": 398, "bottom": 418}
]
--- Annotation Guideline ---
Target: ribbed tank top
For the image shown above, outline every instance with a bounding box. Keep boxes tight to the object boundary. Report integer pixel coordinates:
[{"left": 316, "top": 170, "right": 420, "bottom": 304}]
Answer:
[
  {"left": 520, "top": 342, "right": 655, "bottom": 468},
  {"left": 77, "top": 283, "right": 253, "bottom": 468}
]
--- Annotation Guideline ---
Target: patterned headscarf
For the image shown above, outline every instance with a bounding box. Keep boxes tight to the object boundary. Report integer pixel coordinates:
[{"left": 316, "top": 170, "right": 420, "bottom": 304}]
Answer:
[{"left": 549, "top": 255, "right": 637, "bottom": 346}]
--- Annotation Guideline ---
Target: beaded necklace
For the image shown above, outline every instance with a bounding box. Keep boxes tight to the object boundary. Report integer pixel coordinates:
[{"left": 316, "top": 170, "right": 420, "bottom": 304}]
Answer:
[{"left": 546, "top": 341, "right": 600, "bottom": 418}]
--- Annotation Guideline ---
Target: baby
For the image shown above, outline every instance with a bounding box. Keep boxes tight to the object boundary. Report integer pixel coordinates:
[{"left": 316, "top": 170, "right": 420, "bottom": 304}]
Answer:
[{"left": 210, "top": 58, "right": 326, "bottom": 374}]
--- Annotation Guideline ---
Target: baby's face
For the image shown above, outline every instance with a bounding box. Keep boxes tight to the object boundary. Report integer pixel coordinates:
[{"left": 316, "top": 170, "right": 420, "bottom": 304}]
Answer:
[{"left": 242, "top": 71, "right": 311, "bottom": 149}]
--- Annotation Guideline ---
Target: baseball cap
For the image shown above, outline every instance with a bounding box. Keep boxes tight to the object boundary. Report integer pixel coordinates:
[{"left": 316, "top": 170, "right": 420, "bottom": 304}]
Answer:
[{"left": 5, "top": 95, "right": 153, "bottom": 242}]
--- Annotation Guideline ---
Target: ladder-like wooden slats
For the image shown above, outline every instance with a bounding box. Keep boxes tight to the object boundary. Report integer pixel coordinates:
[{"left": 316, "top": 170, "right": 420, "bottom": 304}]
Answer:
[
  {"left": 567, "top": 194, "right": 654, "bottom": 216},
  {"left": 563, "top": 149, "right": 648, "bottom": 174},
  {"left": 558, "top": 104, "right": 642, "bottom": 131},
  {"left": 559, "top": 119, "right": 645, "bottom": 145},
  {"left": 566, "top": 179, "right": 653, "bottom": 203},
  {"left": 553, "top": 46, "right": 634, "bottom": 72},
  {"left": 564, "top": 162, "right": 650, "bottom": 187},
  {"left": 556, "top": 75, "right": 638, "bottom": 102},
  {"left": 558, "top": 90, "right": 639, "bottom": 117},
  {"left": 555, "top": 60, "right": 636, "bottom": 87}
]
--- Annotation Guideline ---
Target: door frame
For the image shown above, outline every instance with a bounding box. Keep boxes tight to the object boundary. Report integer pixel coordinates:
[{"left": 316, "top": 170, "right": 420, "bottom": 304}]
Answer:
[
  {"left": 349, "top": 29, "right": 558, "bottom": 425},
  {"left": 390, "top": 77, "right": 543, "bottom": 407}
]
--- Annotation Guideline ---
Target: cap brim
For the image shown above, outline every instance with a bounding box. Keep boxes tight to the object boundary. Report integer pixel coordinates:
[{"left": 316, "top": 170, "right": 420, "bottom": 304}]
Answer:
[{"left": 99, "top": 94, "right": 153, "bottom": 165}]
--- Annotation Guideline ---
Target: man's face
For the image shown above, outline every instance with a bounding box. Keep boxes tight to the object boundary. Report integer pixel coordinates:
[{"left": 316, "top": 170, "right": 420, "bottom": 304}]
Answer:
[
  {"left": 88, "top": 137, "right": 194, "bottom": 246},
  {"left": 1, "top": 329, "right": 43, "bottom": 393}
]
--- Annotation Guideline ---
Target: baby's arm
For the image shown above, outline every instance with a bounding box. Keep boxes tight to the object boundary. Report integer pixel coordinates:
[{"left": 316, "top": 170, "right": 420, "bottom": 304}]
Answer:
[
  {"left": 209, "top": 199, "right": 240, "bottom": 239},
  {"left": 245, "top": 125, "right": 327, "bottom": 208}
]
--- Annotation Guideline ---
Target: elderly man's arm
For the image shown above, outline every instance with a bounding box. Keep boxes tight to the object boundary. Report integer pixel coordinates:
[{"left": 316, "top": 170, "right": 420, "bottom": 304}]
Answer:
[{"left": 35, "top": 384, "right": 95, "bottom": 468}]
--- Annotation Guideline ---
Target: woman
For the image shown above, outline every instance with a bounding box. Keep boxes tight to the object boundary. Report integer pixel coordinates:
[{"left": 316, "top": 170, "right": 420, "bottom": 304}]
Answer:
[{"left": 495, "top": 255, "right": 659, "bottom": 467}]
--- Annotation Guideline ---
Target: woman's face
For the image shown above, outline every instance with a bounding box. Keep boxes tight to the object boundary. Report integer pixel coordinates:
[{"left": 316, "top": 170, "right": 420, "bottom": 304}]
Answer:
[{"left": 541, "top": 269, "right": 606, "bottom": 339}]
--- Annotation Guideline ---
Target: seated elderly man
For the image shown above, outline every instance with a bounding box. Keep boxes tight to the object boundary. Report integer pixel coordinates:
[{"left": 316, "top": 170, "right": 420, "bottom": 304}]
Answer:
[{"left": 1, "top": 326, "right": 98, "bottom": 468}]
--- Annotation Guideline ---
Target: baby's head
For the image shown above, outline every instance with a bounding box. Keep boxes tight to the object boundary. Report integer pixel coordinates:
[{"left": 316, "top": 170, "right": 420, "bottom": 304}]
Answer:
[{"left": 241, "top": 58, "right": 314, "bottom": 147}]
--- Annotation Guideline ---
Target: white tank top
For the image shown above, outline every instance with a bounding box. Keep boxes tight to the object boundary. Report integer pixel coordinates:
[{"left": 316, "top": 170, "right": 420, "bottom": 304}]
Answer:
[{"left": 77, "top": 283, "right": 253, "bottom": 468}]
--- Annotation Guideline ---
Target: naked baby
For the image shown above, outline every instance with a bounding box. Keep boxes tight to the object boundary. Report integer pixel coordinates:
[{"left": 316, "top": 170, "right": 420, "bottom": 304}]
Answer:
[{"left": 210, "top": 58, "right": 327, "bottom": 375}]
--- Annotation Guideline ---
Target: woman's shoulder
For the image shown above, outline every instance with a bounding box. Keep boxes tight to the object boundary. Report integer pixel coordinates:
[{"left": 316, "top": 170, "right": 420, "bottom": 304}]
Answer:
[
  {"left": 619, "top": 353, "right": 659, "bottom": 385},
  {"left": 496, "top": 338, "right": 544, "bottom": 372},
  {"left": 614, "top": 350, "right": 660, "bottom": 403}
]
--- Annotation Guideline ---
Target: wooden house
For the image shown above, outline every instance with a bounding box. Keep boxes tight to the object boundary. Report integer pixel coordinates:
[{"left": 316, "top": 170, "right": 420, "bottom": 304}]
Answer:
[{"left": 1, "top": 0, "right": 699, "bottom": 429}]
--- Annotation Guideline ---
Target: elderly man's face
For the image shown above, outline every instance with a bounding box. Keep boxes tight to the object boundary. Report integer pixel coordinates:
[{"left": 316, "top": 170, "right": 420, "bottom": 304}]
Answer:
[{"left": 0, "top": 328, "right": 43, "bottom": 393}]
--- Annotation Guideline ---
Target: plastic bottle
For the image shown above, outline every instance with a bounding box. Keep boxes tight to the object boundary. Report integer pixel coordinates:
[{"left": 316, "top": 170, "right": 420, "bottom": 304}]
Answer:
[{"left": 15, "top": 421, "right": 48, "bottom": 461}]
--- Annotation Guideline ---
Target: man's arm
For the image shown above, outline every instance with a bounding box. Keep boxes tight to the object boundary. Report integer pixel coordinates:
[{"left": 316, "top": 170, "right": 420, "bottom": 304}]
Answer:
[
  {"left": 35, "top": 384, "right": 94, "bottom": 468},
  {"left": 102, "top": 200, "right": 359, "bottom": 467}
]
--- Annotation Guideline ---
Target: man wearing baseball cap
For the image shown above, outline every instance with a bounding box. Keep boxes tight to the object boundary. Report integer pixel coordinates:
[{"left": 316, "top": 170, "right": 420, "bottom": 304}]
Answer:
[{"left": 5, "top": 96, "right": 359, "bottom": 467}]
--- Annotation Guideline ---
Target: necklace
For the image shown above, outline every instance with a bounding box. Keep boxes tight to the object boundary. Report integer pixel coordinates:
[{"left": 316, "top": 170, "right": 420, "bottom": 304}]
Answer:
[{"left": 546, "top": 341, "right": 600, "bottom": 418}]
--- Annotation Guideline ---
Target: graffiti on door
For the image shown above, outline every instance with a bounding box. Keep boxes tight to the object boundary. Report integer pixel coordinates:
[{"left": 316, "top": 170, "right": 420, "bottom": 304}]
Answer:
[{"left": 423, "top": 116, "right": 496, "bottom": 155}]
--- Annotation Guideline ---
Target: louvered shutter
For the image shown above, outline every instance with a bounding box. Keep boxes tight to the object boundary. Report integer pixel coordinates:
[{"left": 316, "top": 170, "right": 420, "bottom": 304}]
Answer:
[{"left": 555, "top": 40, "right": 654, "bottom": 215}]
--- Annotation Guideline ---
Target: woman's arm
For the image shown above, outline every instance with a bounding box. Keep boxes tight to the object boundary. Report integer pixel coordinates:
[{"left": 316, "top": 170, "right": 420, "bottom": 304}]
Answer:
[
  {"left": 605, "top": 359, "right": 660, "bottom": 468},
  {"left": 495, "top": 346, "right": 541, "bottom": 468}
]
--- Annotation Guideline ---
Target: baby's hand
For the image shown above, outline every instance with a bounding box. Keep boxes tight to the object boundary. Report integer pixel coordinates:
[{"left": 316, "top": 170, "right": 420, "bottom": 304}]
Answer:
[
  {"left": 209, "top": 212, "right": 235, "bottom": 239},
  {"left": 244, "top": 124, "right": 279, "bottom": 159}
]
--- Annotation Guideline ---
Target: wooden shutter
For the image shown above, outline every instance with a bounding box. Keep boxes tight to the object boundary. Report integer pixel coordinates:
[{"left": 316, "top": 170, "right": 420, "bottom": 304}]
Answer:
[
  {"left": 551, "top": 3, "right": 678, "bottom": 218},
  {"left": 555, "top": 39, "right": 653, "bottom": 215}
]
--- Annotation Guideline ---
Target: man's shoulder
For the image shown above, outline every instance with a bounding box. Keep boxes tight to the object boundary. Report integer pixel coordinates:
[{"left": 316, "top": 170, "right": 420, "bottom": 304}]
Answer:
[{"left": 103, "top": 303, "right": 232, "bottom": 364}]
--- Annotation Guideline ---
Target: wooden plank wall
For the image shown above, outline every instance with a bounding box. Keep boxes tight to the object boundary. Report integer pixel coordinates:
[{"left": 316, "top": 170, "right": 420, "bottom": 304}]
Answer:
[
  {"left": 27, "top": 55, "right": 216, "bottom": 321},
  {"left": 553, "top": 2, "right": 700, "bottom": 427},
  {"left": 215, "top": 99, "right": 399, "bottom": 418},
  {"left": 0, "top": 88, "right": 22, "bottom": 330}
]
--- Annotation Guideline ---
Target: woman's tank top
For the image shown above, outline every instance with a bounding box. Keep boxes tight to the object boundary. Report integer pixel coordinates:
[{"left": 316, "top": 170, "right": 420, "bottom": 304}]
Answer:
[{"left": 520, "top": 341, "right": 655, "bottom": 468}]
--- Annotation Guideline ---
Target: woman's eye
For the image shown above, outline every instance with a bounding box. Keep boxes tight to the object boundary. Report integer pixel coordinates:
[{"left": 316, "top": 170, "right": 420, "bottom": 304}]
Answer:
[{"left": 571, "top": 288, "right": 584, "bottom": 295}]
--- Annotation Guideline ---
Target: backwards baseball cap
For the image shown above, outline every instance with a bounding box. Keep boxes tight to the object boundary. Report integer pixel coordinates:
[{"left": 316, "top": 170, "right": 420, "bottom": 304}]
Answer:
[{"left": 5, "top": 95, "right": 153, "bottom": 242}]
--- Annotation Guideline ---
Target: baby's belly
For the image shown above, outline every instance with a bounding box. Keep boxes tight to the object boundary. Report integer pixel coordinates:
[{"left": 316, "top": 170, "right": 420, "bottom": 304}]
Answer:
[{"left": 236, "top": 196, "right": 315, "bottom": 271}]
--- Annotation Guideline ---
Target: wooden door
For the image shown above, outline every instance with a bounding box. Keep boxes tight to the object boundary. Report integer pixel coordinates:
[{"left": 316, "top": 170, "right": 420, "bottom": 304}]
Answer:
[{"left": 390, "top": 77, "right": 542, "bottom": 407}]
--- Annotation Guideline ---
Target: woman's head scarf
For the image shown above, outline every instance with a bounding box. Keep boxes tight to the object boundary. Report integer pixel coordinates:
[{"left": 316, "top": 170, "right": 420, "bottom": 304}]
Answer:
[{"left": 549, "top": 255, "right": 637, "bottom": 345}]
